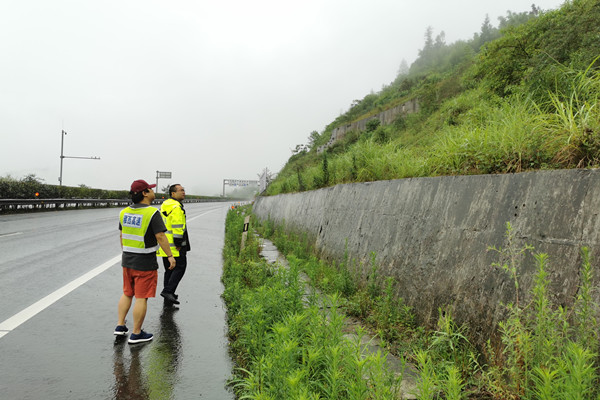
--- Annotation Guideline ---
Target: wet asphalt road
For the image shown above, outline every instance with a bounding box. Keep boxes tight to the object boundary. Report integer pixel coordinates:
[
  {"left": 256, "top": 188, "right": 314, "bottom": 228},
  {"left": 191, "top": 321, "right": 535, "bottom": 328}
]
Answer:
[{"left": 0, "top": 202, "right": 235, "bottom": 399}]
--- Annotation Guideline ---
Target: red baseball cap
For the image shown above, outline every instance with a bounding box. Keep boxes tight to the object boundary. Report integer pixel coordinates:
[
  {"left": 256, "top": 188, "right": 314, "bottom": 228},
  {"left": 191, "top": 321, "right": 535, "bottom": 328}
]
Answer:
[{"left": 130, "top": 179, "right": 156, "bottom": 193}]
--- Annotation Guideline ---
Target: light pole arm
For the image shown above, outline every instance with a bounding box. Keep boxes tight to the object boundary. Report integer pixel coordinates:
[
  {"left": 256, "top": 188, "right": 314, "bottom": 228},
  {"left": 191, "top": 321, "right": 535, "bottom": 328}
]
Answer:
[{"left": 58, "top": 129, "right": 100, "bottom": 186}]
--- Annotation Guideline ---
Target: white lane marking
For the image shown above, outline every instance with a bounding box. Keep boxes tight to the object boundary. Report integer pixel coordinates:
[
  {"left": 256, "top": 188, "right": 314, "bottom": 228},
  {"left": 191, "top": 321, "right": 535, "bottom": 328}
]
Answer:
[
  {"left": 188, "top": 207, "right": 223, "bottom": 222},
  {"left": 0, "top": 255, "right": 121, "bottom": 340},
  {"left": 0, "top": 207, "right": 224, "bottom": 339},
  {"left": 0, "top": 232, "right": 23, "bottom": 238}
]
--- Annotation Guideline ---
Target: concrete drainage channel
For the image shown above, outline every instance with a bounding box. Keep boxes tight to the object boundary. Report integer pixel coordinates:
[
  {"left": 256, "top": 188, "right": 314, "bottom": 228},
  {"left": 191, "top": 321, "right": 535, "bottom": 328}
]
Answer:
[{"left": 259, "top": 236, "right": 420, "bottom": 399}]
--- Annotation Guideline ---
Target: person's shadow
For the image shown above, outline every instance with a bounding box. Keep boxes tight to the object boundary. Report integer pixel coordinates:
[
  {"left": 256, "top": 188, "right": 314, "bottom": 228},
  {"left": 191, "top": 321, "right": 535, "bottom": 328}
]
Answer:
[{"left": 111, "top": 307, "right": 181, "bottom": 399}]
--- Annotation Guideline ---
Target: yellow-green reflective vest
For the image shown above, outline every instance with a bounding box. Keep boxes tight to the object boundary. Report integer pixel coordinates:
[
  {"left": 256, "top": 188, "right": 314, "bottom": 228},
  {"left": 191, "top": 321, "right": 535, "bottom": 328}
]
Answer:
[{"left": 120, "top": 206, "right": 160, "bottom": 254}]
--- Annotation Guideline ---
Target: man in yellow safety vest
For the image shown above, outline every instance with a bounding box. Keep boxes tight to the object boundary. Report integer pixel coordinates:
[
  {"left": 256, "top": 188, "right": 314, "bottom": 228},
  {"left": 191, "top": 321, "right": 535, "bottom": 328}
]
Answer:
[
  {"left": 157, "top": 183, "right": 191, "bottom": 305},
  {"left": 115, "top": 179, "right": 176, "bottom": 344}
]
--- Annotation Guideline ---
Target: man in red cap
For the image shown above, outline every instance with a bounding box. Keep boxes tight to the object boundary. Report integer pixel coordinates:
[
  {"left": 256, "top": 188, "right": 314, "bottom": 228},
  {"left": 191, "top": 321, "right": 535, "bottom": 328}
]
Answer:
[{"left": 114, "top": 179, "right": 176, "bottom": 344}]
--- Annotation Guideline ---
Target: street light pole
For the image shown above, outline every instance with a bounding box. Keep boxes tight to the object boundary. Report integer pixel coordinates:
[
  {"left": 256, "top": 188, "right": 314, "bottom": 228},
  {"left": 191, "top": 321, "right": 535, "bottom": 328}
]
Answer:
[
  {"left": 59, "top": 130, "right": 66, "bottom": 186},
  {"left": 58, "top": 129, "right": 100, "bottom": 186}
]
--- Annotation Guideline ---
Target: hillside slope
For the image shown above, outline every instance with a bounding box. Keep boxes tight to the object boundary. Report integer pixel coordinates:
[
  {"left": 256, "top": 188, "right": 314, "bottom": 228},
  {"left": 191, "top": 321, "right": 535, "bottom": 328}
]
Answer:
[{"left": 266, "top": 0, "right": 600, "bottom": 196}]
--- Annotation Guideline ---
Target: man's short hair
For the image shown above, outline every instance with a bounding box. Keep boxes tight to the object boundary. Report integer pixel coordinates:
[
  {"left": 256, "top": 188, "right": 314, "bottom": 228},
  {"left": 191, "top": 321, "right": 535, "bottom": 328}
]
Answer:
[
  {"left": 130, "top": 190, "right": 147, "bottom": 204},
  {"left": 169, "top": 184, "right": 181, "bottom": 197}
]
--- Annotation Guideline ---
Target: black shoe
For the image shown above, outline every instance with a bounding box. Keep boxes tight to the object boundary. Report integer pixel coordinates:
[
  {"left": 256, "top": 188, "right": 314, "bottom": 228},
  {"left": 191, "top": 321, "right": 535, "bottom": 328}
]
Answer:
[
  {"left": 161, "top": 292, "right": 180, "bottom": 304},
  {"left": 114, "top": 325, "right": 129, "bottom": 336},
  {"left": 128, "top": 330, "right": 153, "bottom": 344}
]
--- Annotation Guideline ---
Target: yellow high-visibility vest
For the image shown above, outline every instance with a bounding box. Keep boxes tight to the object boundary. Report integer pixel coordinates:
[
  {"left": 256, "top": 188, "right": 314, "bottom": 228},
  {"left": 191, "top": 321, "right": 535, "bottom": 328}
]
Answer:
[
  {"left": 157, "top": 198, "right": 186, "bottom": 258},
  {"left": 120, "top": 206, "right": 160, "bottom": 254}
]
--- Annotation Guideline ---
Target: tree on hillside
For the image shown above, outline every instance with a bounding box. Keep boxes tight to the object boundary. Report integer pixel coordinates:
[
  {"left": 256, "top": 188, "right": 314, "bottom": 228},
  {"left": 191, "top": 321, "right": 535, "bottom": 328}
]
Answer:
[
  {"left": 410, "top": 27, "right": 451, "bottom": 74},
  {"left": 424, "top": 26, "right": 434, "bottom": 51},
  {"left": 498, "top": 5, "right": 541, "bottom": 29},
  {"left": 307, "top": 130, "right": 320, "bottom": 150},
  {"left": 473, "top": 14, "right": 499, "bottom": 49},
  {"left": 434, "top": 31, "right": 446, "bottom": 50},
  {"left": 397, "top": 59, "right": 409, "bottom": 77}
]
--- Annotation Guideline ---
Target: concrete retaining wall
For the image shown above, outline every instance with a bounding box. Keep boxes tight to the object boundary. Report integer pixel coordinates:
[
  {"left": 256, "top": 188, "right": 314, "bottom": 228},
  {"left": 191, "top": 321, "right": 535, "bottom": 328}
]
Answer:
[{"left": 253, "top": 169, "right": 600, "bottom": 347}]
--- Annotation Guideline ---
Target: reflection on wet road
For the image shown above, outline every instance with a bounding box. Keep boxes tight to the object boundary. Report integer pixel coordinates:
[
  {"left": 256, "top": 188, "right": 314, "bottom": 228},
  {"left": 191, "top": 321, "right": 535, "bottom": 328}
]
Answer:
[
  {"left": 112, "top": 306, "right": 182, "bottom": 399},
  {"left": 113, "top": 339, "right": 150, "bottom": 399}
]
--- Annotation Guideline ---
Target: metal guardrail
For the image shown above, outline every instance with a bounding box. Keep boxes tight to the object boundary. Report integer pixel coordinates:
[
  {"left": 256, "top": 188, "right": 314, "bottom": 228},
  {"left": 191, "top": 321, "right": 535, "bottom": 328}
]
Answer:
[
  {"left": 0, "top": 199, "right": 131, "bottom": 213},
  {"left": 0, "top": 198, "right": 226, "bottom": 213}
]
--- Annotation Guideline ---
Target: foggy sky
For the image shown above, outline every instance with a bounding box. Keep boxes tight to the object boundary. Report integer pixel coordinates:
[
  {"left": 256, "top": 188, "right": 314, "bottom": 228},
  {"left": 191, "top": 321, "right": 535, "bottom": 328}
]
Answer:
[{"left": 0, "top": 0, "right": 565, "bottom": 196}]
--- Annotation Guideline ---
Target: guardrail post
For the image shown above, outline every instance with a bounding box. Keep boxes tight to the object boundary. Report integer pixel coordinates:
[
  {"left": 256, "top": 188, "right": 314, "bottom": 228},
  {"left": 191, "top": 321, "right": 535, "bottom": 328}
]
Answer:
[{"left": 240, "top": 216, "right": 250, "bottom": 250}]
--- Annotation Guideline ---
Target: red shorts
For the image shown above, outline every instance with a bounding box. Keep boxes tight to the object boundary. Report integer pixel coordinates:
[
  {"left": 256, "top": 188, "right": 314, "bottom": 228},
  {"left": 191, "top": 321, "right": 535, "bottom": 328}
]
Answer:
[{"left": 122, "top": 268, "right": 157, "bottom": 299}]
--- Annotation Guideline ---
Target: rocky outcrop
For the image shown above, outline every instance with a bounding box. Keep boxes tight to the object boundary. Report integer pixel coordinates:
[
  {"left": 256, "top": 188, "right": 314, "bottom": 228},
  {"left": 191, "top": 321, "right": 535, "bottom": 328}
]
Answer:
[{"left": 318, "top": 98, "right": 420, "bottom": 154}]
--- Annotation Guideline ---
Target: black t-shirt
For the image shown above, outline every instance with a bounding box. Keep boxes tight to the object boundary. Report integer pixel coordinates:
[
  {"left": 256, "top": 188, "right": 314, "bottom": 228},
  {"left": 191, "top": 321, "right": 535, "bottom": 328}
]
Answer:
[{"left": 118, "top": 204, "right": 167, "bottom": 271}]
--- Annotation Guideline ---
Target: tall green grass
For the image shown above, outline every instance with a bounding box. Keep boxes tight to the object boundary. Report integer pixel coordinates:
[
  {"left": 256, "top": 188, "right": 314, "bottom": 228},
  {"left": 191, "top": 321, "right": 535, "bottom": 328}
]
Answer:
[
  {"left": 485, "top": 224, "right": 600, "bottom": 400},
  {"left": 223, "top": 206, "right": 402, "bottom": 399},
  {"left": 540, "top": 59, "right": 600, "bottom": 168},
  {"left": 252, "top": 214, "right": 600, "bottom": 399},
  {"left": 431, "top": 94, "right": 553, "bottom": 175}
]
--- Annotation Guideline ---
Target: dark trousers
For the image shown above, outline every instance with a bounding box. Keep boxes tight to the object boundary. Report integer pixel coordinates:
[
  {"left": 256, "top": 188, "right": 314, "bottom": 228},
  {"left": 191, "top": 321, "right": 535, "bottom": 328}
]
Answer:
[{"left": 161, "top": 252, "right": 187, "bottom": 295}]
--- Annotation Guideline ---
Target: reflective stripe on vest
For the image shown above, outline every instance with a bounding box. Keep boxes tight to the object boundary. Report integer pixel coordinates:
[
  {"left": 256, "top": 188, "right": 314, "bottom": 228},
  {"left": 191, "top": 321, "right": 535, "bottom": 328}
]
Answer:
[
  {"left": 171, "top": 224, "right": 184, "bottom": 238},
  {"left": 120, "top": 206, "right": 160, "bottom": 254}
]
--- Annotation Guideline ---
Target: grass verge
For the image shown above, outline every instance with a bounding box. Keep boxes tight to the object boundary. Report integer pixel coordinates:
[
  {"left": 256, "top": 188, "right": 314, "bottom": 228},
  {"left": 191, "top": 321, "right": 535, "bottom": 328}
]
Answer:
[{"left": 234, "top": 210, "right": 600, "bottom": 399}]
